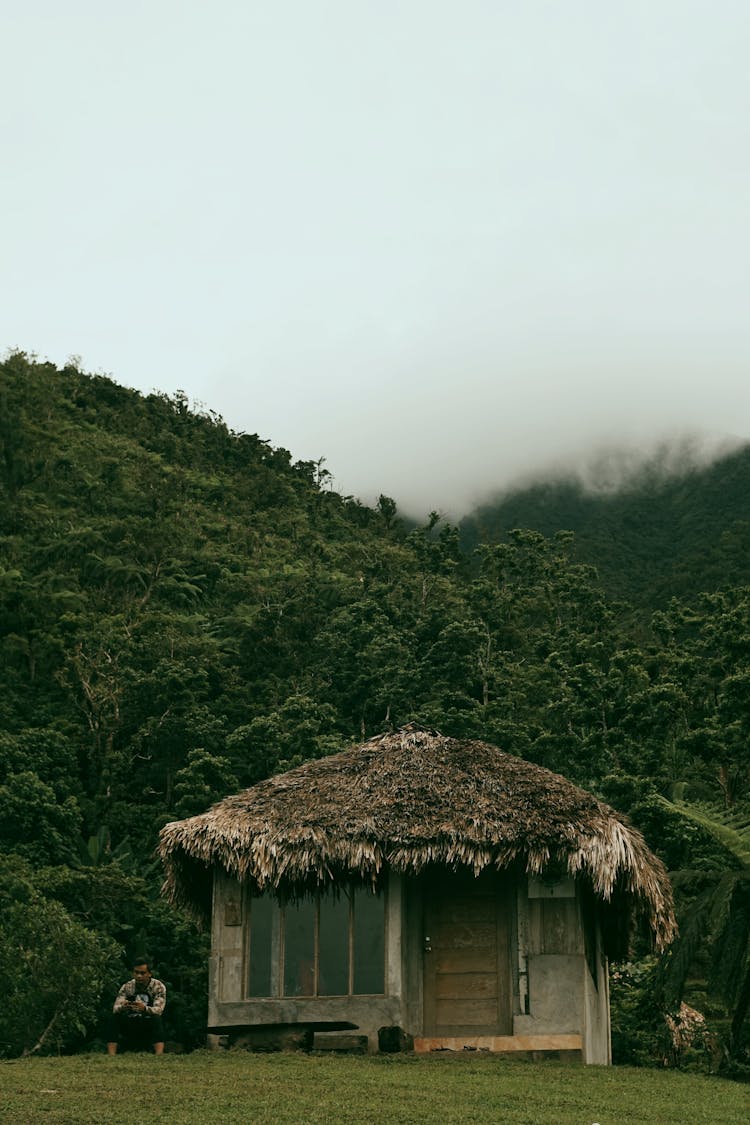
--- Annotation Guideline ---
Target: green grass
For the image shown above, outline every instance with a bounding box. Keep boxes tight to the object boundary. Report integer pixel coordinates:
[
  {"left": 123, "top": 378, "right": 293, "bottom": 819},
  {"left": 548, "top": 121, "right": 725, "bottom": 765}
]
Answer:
[{"left": 0, "top": 1052, "right": 747, "bottom": 1124}]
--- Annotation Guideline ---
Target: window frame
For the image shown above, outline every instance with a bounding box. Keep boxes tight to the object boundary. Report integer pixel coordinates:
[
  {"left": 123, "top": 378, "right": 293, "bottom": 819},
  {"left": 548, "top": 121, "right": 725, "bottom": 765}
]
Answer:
[{"left": 246, "top": 882, "right": 387, "bottom": 1000}]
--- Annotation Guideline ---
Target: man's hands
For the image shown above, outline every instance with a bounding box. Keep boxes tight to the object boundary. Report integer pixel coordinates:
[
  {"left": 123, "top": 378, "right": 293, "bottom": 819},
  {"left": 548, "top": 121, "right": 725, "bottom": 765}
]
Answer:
[{"left": 127, "top": 1000, "right": 147, "bottom": 1013}]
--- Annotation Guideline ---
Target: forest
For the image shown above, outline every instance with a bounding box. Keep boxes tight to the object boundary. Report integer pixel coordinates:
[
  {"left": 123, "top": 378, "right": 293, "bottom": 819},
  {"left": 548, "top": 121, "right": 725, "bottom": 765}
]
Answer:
[{"left": 1, "top": 352, "right": 749, "bottom": 1070}]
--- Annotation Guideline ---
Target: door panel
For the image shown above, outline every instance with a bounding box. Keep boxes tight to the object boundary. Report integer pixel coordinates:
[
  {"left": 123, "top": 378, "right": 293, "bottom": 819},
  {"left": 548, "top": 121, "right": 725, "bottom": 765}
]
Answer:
[
  {"left": 423, "top": 868, "right": 512, "bottom": 1036},
  {"left": 435, "top": 972, "right": 497, "bottom": 999}
]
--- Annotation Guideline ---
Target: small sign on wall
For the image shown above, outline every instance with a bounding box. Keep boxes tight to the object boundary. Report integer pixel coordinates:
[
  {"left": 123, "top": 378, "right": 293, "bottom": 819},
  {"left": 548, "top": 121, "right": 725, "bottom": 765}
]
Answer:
[{"left": 223, "top": 897, "right": 242, "bottom": 926}]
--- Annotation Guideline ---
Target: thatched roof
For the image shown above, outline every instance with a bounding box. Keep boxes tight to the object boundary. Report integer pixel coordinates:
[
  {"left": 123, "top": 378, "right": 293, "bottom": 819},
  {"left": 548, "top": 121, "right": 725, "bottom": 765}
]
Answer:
[{"left": 159, "top": 726, "right": 676, "bottom": 954}]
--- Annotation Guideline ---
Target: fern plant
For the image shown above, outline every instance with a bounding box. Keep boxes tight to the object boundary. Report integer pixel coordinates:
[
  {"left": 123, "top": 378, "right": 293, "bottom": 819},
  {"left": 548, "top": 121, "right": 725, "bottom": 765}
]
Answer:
[{"left": 657, "top": 797, "right": 750, "bottom": 1060}]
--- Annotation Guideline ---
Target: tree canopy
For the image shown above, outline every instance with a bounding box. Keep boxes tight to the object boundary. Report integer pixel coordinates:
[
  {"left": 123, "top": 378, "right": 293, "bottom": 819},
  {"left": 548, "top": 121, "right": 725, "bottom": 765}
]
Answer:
[{"left": 2, "top": 352, "right": 750, "bottom": 1063}]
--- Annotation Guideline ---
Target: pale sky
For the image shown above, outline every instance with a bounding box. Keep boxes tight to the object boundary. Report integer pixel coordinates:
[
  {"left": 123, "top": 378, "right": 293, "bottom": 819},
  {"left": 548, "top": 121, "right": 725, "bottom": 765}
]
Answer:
[{"left": 3, "top": 2, "right": 750, "bottom": 515}]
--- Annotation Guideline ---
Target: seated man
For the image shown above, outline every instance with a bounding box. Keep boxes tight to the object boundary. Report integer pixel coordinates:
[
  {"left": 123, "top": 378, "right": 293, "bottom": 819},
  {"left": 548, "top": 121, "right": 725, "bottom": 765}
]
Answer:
[{"left": 106, "top": 958, "right": 166, "bottom": 1055}]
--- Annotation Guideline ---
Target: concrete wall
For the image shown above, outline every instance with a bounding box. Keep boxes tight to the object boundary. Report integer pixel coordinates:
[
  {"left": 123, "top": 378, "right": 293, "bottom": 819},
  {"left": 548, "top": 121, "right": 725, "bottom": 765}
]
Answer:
[
  {"left": 513, "top": 875, "right": 584, "bottom": 1038},
  {"left": 582, "top": 901, "right": 612, "bottom": 1065},
  {"left": 511, "top": 875, "right": 611, "bottom": 1063},
  {"left": 403, "top": 873, "right": 424, "bottom": 1036},
  {"left": 209, "top": 871, "right": 245, "bottom": 1015},
  {"left": 208, "top": 867, "right": 611, "bottom": 1061},
  {"left": 209, "top": 870, "right": 406, "bottom": 1050}
]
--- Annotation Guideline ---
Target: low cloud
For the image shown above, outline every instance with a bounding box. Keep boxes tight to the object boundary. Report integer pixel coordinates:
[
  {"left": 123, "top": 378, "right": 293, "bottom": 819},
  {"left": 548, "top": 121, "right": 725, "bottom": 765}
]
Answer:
[{"left": 257, "top": 348, "right": 750, "bottom": 520}]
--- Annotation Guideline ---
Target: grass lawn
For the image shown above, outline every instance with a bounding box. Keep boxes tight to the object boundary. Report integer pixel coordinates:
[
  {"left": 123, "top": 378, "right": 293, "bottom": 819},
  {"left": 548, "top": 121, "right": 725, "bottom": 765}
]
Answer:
[{"left": 0, "top": 1051, "right": 747, "bottom": 1124}]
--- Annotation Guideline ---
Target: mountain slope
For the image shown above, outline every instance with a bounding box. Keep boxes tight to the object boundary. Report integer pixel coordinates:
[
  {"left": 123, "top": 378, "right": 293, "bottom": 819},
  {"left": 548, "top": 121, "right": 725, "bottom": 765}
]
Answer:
[{"left": 460, "top": 445, "right": 750, "bottom": 608}]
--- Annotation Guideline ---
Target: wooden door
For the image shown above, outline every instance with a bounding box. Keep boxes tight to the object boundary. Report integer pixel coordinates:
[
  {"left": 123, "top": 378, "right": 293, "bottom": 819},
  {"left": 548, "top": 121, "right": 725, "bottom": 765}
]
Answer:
[{"left": 423, "top": 867, "right": 512, "bottom": 1036}]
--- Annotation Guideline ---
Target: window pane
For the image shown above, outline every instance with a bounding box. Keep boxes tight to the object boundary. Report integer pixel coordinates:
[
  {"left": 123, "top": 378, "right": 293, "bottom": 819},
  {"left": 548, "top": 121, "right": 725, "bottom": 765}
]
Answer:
[
  {"left": 318, "top": 891, "right": 350, "bottom": 996},
  {"left": 283, "top": 898, "right": 316, "bottom": 996},
  {"left": 353, "top": 888, "right": 385, "bottom": 994},
  {"left": 248, "top": 895, "right": 275, "bottom": 997}
]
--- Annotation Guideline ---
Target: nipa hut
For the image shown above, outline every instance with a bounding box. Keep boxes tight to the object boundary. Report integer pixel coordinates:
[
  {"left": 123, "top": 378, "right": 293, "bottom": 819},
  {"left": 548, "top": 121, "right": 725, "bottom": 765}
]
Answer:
[{"left": 159, "top": 726, "right": 675, "bottom": 1062}]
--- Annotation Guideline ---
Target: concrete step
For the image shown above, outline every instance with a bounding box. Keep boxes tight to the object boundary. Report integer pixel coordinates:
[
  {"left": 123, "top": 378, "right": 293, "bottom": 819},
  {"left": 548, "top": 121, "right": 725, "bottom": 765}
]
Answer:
[
  {"left": 312, "top": 1032, "right": 369, "bottom": 1054},
  {"left": 413, "top": 1033, "right": 583, "bottom": 1060}
]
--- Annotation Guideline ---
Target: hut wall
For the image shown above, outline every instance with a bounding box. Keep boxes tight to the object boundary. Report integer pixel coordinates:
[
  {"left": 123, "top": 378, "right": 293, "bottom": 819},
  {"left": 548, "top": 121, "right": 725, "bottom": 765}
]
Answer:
[
  {"left": 512, "top": 876, "right": 611, "bottom": 1063},
  {"left": 387, "top": 871, "right": 406, "bottom": 1011},
  {"left": 209, "top": 868, "right": 611, "bottom": 1060},
  {"left": 210, "top": 871, "right": 245, "bottom": 1012},
  {"left": 582, "top": 910, "right": 612, "bottom": 1065},
  {"left": 403, "top": 874, "right": 425, "bottom": 1035},
  {"left": 208, "top": 869, "right": 407, "bottom": 1049},
  {"left": 397, "top": 869, "right": 609, "bottom": 1056}
]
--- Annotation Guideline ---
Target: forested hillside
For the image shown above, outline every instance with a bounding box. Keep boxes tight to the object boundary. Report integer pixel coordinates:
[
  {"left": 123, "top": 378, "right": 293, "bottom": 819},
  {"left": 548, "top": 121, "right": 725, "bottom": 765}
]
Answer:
[
  {"left": 2, "top": 353, "right": 749, "bottom": 1066},
  {"left": 461, "top": 444, "right": 750, "bottom": 609}
]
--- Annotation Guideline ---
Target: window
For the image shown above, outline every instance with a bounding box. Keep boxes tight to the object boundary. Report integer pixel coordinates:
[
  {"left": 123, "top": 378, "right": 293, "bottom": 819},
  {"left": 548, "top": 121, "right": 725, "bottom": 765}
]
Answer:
[{"left": 247, "top": 885, "right": 385, "bottom": 998}]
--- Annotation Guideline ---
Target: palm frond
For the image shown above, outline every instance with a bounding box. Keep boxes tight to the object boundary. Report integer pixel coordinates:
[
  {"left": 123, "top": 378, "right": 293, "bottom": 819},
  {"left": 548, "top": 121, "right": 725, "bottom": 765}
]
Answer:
[
  {"left": 656, "top": 798, "right": 750, "bottom": 1055},
  {"left": 657, "top": 885, "right": 716, "bottom": 1008},
  {"left": 656, "top": 797, "right": 750, "bottom": 868},
  {"left": 710, "top": 879, "right": 750, "bottom": 1009},
  {"left": 707, "top": 871, "right": 744, "bottom": 939}
]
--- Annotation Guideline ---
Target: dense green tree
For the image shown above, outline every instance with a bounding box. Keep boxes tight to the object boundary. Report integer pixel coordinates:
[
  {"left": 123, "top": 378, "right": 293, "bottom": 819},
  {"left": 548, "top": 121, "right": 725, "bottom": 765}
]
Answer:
[
  {"left": 0, "top": 857, "right": 120, "bottom": 1057},
  {"left": 656, "top": 800, "right": 750, "bottom": 1065},
  {"left": 3, "top": 351, "right": 750, "bottom": 1063},
  {"left": 0, "top": 730, "right": 82, "bottom": 864},
  {"left": 172, "top": 748, "right": 239, "bottom": 820},
  {"left": 461, "top": 444, "right": 750, "bottom": 609}
]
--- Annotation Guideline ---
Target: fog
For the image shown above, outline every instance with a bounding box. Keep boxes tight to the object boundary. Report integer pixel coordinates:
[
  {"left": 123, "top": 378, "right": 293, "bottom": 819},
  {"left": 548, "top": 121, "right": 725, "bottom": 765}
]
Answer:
[{"left": 3, "top": 2, "right": 750, "bottom": 517}]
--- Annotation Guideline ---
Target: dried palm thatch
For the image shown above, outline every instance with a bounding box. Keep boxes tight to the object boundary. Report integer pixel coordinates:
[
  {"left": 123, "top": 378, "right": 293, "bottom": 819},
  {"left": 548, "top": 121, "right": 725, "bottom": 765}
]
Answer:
[{"left": 159, "top": 726, "right": 676, "bottom": 955}]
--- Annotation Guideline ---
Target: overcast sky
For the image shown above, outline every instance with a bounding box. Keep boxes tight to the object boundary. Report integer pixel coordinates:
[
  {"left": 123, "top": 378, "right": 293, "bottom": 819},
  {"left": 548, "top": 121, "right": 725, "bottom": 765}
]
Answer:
[{"left": 3, "top": 2, "right": 750, "bottom": 515}]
